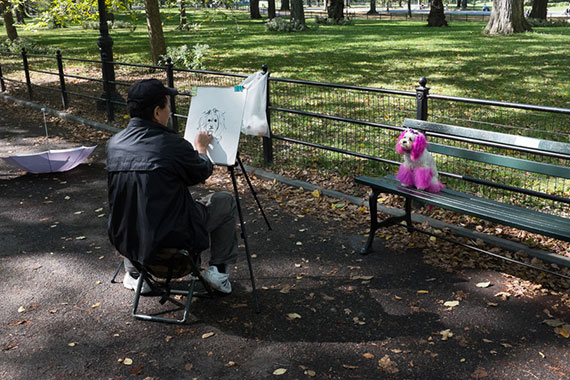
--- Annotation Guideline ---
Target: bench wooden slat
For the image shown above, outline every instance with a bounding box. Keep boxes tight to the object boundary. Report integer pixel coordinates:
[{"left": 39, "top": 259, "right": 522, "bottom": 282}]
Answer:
[
  {"left": 404, "top": 119, "right": 570, "bottom": 156},
  {"left": 355, "top": 175, "right": 570, "bottom": 243},
  {"left": 428, "top": 143, "right": 570, "bottom": 179}
]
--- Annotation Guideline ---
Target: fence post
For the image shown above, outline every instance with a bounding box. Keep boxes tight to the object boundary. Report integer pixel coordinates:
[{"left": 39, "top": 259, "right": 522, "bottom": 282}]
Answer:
[
  {"left": 56, "top": 50, "right": 69, "bottom": 110},
  {"left": 21, "top": 48, "right": 32, "bottom": 100},
  {"left": 262, "top": 64, "right": 273, "bottom": 165},
  {"left": 0, "top": 63, "right": 5, "bottom": 92},
  {"left": 166, "top": 57, "right": 178, "bottom": 133},
  {"left": 101, "top": 51, "right": 114, "bottom": 121},
  {"left": 415, "top": 77, "right": 429, "bottom": 121}
]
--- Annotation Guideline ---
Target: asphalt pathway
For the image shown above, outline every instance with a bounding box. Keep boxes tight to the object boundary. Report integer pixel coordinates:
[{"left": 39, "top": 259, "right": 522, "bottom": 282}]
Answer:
[{"left": 1, "top": 101, "right": 569, "bottom": 380}]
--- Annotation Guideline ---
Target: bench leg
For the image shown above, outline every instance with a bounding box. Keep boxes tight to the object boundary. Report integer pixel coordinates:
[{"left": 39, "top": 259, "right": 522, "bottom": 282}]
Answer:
[{"left": 361, "top": 193, "right": 413, "bottom": 255}]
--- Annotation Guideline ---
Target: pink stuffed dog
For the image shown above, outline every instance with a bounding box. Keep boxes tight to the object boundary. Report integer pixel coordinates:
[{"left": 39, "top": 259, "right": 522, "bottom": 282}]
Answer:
[{"left": 395, "top": 129, "right": 443, "bottom": 193}]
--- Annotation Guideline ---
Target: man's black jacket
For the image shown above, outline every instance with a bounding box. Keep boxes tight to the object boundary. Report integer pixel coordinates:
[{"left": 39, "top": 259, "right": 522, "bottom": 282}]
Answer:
[{"left": 106, "top": 117, "right": 213, "bottom": 266}]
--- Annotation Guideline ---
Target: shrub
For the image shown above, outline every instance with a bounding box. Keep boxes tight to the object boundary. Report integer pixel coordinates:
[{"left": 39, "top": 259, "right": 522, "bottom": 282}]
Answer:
[
  {"left": 158, "top": 43, "right": 210, "bottom": 70},
  {"left": 265, "top": 17, "right": 306, "bottom": 32},
  {"left": 81, "top": 20, "right": 136, "bottom": 31},
  {"left": 0, "top": 37, "right": 58, "bottom": 55},
  {"left": 315, "top": 15, "right": 353, "bottom": 25},
  {"left": 526, "top": 18, "right": 570, "bottom": 27}
]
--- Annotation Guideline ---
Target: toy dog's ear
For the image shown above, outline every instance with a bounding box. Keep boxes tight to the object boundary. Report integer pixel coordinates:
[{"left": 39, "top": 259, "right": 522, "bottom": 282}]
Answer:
[
  {"left": 410, "top": 133, "right": 427, "bottom": 161},
  {"left": 395, "top": 130, "right": 407, "bottom": 155}
]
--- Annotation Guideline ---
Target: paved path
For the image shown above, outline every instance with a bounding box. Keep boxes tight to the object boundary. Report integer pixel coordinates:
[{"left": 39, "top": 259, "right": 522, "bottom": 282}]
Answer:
[{"left": 1, "top": 101, "right": 569, "bottom": 380}]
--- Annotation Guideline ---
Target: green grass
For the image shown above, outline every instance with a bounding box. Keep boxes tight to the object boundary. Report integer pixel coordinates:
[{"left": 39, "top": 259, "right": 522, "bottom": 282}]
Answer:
[{"left": 5, "top": 9, "right": 569, "bottom": 108}]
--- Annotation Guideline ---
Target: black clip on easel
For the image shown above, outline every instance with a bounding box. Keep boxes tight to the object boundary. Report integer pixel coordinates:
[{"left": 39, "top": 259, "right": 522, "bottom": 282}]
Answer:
[{"left": 228, "top": 152, "right": 271, "bottom": 313}]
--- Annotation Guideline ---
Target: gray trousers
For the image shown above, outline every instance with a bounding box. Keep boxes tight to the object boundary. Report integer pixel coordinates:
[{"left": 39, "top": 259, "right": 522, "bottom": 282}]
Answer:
[{"left": 125, "top": 191, "right": 238, "bottom": 275}]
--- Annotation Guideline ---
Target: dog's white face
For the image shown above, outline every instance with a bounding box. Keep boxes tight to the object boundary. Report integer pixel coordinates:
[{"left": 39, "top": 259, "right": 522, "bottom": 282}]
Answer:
[{"left": 399, "top": 130, "right": 417, "bottom": 151}]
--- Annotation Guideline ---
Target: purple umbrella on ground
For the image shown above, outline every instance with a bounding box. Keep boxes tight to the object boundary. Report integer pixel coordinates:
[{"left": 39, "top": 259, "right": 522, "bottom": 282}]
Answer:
[{"left": 1, "top": 108, "right": 96, "bottom": 174}]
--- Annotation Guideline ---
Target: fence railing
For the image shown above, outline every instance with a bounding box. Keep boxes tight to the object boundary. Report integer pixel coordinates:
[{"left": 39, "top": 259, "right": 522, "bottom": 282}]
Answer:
[{"left": 0, "top": 49, "right": 569, "bottom": 216}]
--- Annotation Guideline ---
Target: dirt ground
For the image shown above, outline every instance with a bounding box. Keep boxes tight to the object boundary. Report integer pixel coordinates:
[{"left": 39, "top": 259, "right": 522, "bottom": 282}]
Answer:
[{"left": 1, "top": 101, "right": 569, "bottom": 380}]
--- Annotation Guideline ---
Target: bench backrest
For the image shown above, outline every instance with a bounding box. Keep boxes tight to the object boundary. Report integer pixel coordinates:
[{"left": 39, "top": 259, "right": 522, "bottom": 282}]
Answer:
[{"left": 401, "top": 119, "right": 570, "bottom": 213}]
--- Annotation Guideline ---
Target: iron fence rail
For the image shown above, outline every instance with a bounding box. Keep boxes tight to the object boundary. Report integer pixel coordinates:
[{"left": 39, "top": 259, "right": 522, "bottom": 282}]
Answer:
[{"left": 0, "top": 49, "right": 569, "bottom": 218}]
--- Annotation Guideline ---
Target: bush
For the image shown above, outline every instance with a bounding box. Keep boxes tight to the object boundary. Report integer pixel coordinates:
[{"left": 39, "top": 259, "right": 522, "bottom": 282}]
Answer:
[
  {"left": 158, "top": 43, "right": 210, "bottom": 70},
  {"left": 0, "top": 37, "right": 58, "bottom": 55},
  {"left": 526, "top": 18, "right": 570, "bottom": 27},
  {"left": 81, "top": 20, "right": 136, "bottom": 31},
  {"left": 265, "top": 17, "right": 306, "bottom": 32},
  {"left": 314, "top": 15, "right": 353, "bottom": 25}
]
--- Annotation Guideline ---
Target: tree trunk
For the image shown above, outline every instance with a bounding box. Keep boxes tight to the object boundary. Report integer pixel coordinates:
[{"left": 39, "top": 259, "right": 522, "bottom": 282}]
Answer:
[
  {"left": 250, "top": 0, "right": 262, "bottom": 19},
  {"left": 407, "top": 0, "right": 412, "bottom": 16},
  {"left": 367, "top": 0, "right": 378, "bottom": 14},
  {"left": 268, "top": 0, "right": 276, "bottom": 18},
  {"left": 177, "top": 0, "right": 187, "bottom": 29},
  {"left": 529, "top": 0, "right": 547, "bottom": 19},
  {"left": 427, "top": 0, "right": 447, "bottom": 26},
  {"left": 144, "top": 0, "right": 166, "bottom": 65},
  {"left": 484, "top": 0, "right": 531, "bottom": 34},
  {"left": 0, "top": 1, "right": 18, "bottom": 41},
  {"left": 327, "top": 0, "right": 344, "bottom": 20},
  {"left": 456, "top": 0, "right": 461, "bottom": 7},
  {"left": 291, "top": 0, "right": 306, "bottom": 27},
  {"left": 280, "top": 0, "right": 290, "bottom": 11}
]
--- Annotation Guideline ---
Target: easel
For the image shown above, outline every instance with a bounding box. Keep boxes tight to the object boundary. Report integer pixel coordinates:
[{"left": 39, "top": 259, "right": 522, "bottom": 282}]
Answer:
[{"left": 228, "top": 152, "right": 271, "bottom": 313}]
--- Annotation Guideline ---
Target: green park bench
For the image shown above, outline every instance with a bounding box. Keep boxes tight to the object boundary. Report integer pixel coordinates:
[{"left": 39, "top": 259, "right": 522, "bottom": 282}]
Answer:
[{"left": 355, "top": 118, "right": 570, "bottom": 269}]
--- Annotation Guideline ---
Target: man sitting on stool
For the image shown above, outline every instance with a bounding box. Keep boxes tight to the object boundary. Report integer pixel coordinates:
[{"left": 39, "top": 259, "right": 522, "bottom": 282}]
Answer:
[{"left": 106, "top": 78, "right": 237, "bottom": 294}]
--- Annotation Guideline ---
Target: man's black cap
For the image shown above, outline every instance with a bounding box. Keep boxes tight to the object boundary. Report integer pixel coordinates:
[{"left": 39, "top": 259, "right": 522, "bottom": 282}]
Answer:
[{"left": 127, "top": 79, "right": 178, "bottom": 109}]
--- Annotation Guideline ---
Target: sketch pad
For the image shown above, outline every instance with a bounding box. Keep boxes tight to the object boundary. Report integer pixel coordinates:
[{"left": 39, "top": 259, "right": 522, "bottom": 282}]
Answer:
[{"left": 184, "top": 87, "right": 247, "bottom": 166}]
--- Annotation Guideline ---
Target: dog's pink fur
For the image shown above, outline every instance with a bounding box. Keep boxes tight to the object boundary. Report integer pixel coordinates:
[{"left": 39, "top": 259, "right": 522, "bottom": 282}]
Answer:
[
  {"left": 395, "top": 129, "right": 443, "bottom": 193},
  {"left": 397, "top": 165, "right": 415, "bottom": 186},
  {"left": 410, "top": 133, "right": 427, "bottom": 162}
]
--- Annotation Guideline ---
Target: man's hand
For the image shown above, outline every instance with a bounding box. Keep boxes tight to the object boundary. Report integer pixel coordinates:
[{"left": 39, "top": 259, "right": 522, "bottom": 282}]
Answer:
[{"left": 194, "top": 131, "right": 213, "bottom": 155}]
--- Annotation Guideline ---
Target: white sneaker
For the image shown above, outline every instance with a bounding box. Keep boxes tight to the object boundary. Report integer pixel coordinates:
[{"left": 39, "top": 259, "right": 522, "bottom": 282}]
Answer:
[
  {"left": 123, "top": 272, "right": 152, "bottom": 294},
  {"left": 203, "top": 266, "right": 232, "bottom": 294}
]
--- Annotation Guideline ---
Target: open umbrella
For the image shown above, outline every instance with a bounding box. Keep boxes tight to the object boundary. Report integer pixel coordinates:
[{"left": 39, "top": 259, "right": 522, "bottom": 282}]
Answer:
[{"left": 1, "top": 108, "right": 96, "bottom": 174}]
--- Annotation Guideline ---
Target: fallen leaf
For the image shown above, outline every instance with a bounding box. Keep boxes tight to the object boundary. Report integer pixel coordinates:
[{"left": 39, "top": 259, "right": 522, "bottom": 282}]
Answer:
[
  {"left": 68, "top": 342, "right": 77, "bottom": 347},
  {"left": 342, "top": 364, "right": 358, "bottom": 369},
  {"left": 17, "top": 306, "right": 25, "bottom": 313},
  {"left": 350, "top": 275, "right": 374, "bottom": 280},
  {"left": 487, "top": 302, "right": 499, "bottom": 307},
  {"left": 123, "top": 358, "right": 133, "bottom": 366},
  {"left": 91, "top": 302, "right": 101, "bottom": 308},
  {"left": 95, "top": 208, "right": 103, "bottom": 212},
  {"left": 311, "top": 190, "right": 320, "bottom": 198},
  {"left": 439, "top": 329, "right": 453, "bottom": 340},
  {"left": 362, "top": 352, "right": 374, "bottom": 359},
  {"left": 287, "top": 313, "right": 302, "bottom": 321},
  {"left": 201, "top": 332, "right": 215, "bottom": 339},
  {"left": 543, "top": 319, "right": 565, "bottom": 327},
  {"left": 305, "top": 369, "right": 316, "bottom": 376},
  {"left": 9, "top": 320, "right": 28, "bottom": 326},
  {"left": 165, "top": 336, "right": 173, "bottom": 342},
  {"left": 476, "top": 282, "right": 491, "bottom": 288},
  {"left": 378, "top": 355, "right": 398, "bottom": 374},
  {"left": 554, "top": 327, "right": 569, "bottom": 338},
  {"left": 444, "top": 301, "right": 459, "bottom": 307},
  {"left": 296, "top": 241, "right": 303, "bottom": 246},
  {"left": 471, "top": 367, "right": 488, "bottom": 378},
  {"left": 273, "top": 368, "right": 287, "bottom": 375},
  {"left": 184, "top": 363, "right": 193, "bottom": 371},
  {"left": 494, "top": 292, "right": 510, "bottom": 300},
  {"left": 482, "top": 338, "right": 493, "bottom": 343},
  {"left": 280, "top": 286, "right": 291, "bottom": 294},
  {"left": 75, "top": 236, "right": 86, "bottom": 240},
  {"left": 417, "top": 290, "right": 429, "bottom": 294},
  {"left": 225, "top": 361, "right": 236, "bottom": 367}
]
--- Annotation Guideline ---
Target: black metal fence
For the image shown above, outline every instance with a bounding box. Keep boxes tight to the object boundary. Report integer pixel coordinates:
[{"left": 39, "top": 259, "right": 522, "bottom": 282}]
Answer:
[{"left": 1, "top": 49, "right": 569, "bottom": 216}]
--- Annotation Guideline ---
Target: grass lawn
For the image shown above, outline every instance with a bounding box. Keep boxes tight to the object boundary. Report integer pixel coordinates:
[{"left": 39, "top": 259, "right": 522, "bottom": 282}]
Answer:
[{"left": 6, "top": 9, "right": 569, "bottom": 108}]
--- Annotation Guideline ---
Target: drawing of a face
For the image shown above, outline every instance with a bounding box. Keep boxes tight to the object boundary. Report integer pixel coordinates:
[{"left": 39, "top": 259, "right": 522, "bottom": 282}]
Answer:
[{"left": 198, "top": 108, "right": 225, "bottom": 142}]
